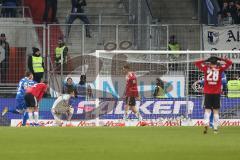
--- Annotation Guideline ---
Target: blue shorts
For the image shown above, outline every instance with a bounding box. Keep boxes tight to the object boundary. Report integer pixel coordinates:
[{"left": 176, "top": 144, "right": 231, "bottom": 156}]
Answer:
[{"left": 16, "top": 98, "right": 26, "bottom": 110}]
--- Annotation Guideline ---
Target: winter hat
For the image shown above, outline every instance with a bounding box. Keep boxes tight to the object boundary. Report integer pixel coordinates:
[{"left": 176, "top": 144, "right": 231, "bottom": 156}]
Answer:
[{"left": 32, "top": 47, "right": 40, "bottom": 53}]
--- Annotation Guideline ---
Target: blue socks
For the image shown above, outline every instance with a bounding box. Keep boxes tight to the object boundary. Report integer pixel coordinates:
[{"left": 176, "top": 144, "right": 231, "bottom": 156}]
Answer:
[
  {"left": 210, "top": 112, "right": 214, "bottom": 128},
  {"left": 22, "top": 112, "right": 29, "bottom": 126},
  {"left": 8, "top": 108, "right": 21, "bottom": 114}
]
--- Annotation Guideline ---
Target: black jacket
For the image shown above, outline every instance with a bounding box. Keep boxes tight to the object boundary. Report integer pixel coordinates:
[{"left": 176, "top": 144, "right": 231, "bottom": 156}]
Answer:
[
  {"left": 71, "top": 0, "right": 86, "bottom": 13},
  {"left": 0, "top": 40, "right": 10, "bottom": 63}
]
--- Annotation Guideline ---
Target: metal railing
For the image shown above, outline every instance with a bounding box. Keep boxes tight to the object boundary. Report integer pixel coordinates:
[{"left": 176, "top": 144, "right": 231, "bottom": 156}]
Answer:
[
  {"left": 48, "top": 23, "right": 201, "bottom": 54},
  {"left": 0, "top": 23, "right": 201, "bottom": 93},
  {"left": 0, "top": 24, "right": 46, "bottom": 91},
  {"left": 64, "top": 13, "right": 134, "bottom": 24},
  {"left": 145, "top": 0, "right": 153, "bottom": 20},
  {"left": 127, "top": 0, "right": 153, "bottom": 24},
  {"left": 0, "top": 6, "right": 32, "bottom": 18}
]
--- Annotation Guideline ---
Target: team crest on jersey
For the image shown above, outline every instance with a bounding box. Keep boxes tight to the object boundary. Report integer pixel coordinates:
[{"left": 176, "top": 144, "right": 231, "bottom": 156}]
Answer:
[{"left": 207, "top": 31, "right": 219, "bottom": 45}]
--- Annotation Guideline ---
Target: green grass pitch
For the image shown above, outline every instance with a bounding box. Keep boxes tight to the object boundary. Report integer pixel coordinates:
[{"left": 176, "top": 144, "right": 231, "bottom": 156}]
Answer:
[{"left": 0, "top": 127, "right": 240, "bottom": 160}]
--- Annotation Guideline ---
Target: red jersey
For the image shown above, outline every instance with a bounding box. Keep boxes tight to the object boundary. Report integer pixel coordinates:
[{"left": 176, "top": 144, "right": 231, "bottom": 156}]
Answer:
[
  {"left": 195, "top": 58, "right": 232, "bottom": 94},
  {"left": 125, "top": 72, "right": 139, "bottom": 97},
  {"left": 26, "top": 83, "right": 48, "bottom": 101}
]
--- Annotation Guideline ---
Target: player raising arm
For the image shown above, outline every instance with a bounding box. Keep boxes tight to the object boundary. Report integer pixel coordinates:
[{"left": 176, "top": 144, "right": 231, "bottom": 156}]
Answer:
[
  {"left": 194, "top": 56, "right": 232, "bottom": 134},
  {"left": 51, "top": 88, "right": 75, "bottom": 127},
  {"left": 24, "top": 81, "right": 48, "bottom": 126}
]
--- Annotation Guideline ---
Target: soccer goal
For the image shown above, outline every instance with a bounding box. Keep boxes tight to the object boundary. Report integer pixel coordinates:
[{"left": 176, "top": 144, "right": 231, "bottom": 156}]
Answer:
[{"left": 84, "top": 50, "right": 240, "bottom": 126}]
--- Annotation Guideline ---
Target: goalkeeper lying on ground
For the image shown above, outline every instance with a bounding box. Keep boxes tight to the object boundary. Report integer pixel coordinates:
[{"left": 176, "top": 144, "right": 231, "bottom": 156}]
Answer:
[{"left": 51, "top": 89, "right": 75, "bottom": 126}]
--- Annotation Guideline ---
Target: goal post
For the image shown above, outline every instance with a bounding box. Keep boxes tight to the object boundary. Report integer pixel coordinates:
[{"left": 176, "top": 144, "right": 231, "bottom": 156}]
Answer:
[{"left": 91, "top": 50, "right": 240, "bottom": 125}]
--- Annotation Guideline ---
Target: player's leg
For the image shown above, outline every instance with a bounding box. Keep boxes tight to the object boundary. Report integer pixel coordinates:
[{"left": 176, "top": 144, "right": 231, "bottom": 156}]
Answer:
[
  {"left": 213, "top": 109, "right": 220, "bottom": 133},
  {"left": 66, "top": 107, "right": 74, "bottom": 126},
  {"left": 33, "top": 106, "right": 39, "bottom": 126},
  {"left": 203, "top": 94, "right": 212, "bottom": 134},
  {"left": 32, "top": 95, "right": 39, "bottom": 126},
  {"left": 22, "top": 111, "right": 28, "bottom": 126},
  {"left": 24, "top": 93, "right": 36, "bottom": 126},
  {"left": 1, "top": 106, "right": 8, "bottom": 116},
  {"left": 131, "top": 106, "right": 142, "bottom": 121},
  {"left": 4, "top": 107, "right": 21, "bottom": 114},
  {"left": 2, "top": 98, "right": 24, "bottom": 116},
  {"left": 51, "top": 108, "right": 62, "bottom": 126},
  {"left": 203, "top": 109, "right": 211, "bottom": 134},
  {"left": 124, "top": 105, "right": 130, "bottom": 120},
  {"left": 21, "top": 102, "right": 28, "bottom": 126},
  {"left": 27, "top": 107, "right": 34, "bottom": 126},
  {"left": 67, "top": 107, "right": 74, "bottom": 121},
  {"left": 123, "top": 97, "right": 130, "bottom": 120},
  {"left": 209, "top": 110, "right": 214, "bottom": 128},
  {"left": 14, "top": 99, "right": 29, "bottom": 126},
  {"left": 129, "top": 97, "right": 142, "bottom": 121},
  {"left": 212, "top": 94, "right": 221, "bottom": 133}
]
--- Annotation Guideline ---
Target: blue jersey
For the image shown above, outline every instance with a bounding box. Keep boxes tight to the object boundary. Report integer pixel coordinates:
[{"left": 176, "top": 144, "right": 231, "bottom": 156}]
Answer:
[
  {"left": 16, "top": 78, "right": 36, "bottom": 99},
  {"left": 24, "top": 79, "right": 36, "bottom": 89},
  {"left": 16, "top": 77, "right": 28, "bottom": 98},
  {"left": 13, "top": 78, "right": 36, "bottom": 111}
]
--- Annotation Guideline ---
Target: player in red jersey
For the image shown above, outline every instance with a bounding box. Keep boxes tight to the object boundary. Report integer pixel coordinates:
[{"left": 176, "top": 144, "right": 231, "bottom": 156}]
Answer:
[
  {"left": 24, "top": 81, "right": 48, "bottom": 126},
  {"left": 195, "top": 56, "right": 232, "bottom": 134},
  {"left": 122, "top": 65, "right": 142, "bottom": 121}
]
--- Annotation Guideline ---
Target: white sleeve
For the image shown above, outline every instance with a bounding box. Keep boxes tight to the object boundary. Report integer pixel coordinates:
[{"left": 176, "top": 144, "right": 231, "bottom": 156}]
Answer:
[
  {"left": 52, "top": 94, "right": 72, "bottom": 114},
  {"left": 52, "top": 96, "right": 63, "bottom": 109},
  {"left": 52, "top": 94, "right": 71, "bottom": 109}
]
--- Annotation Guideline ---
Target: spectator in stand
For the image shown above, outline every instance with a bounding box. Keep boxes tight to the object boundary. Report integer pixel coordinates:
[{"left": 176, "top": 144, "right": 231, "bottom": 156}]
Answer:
[
  {"left": 235, "top": 1, "right": 240, "bottom": 24},
  {"left": 55, "top": 39, "right": 68, "bottom": 71},
  {"left": 0, "top": 0, "right": 18, "bottom": 17},
  {"left": 218, "top": 1, "right": 231, "bottom": 24},
  {"left": 77, "top": 74, "right": 87, "bottom": 97},
  {"left": 229, "top": 1, "right": 238, "bottom": 24},
  {"left": 153, "top": 78, "right": 165, "bottom": 98},
  {"left": 86, "top": 84, "right": 93, "bottom": 99},
  {"left": 66, "top": 0, "right": 91, "bottom": 38},
  {"left": 0, "top": 33, "right": 10, "bottom": 83},
  {"left": 77, "top": 74, "right": 92, "bottom": 99},
  {"left": 217, "top": 0, "right": 224, "bottom": 15},
  {"left": 217, "top": 0, "right": 240, "bottom": 24},
  {"left": 28, "top": 47, "right": 44, "bottom": 83},
  {"left": 168, "top": 35, "right": 181, "bottom": 70},
  {"left": 42, "top": 0, "right": 58, "bottom": 24},
  {"left": 63, "top": 77, "right": 77, "bottom": 94}
]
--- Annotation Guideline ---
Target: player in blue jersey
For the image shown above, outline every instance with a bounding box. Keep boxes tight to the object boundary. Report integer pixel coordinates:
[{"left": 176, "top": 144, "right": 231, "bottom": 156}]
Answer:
[{"left": 2, "top": 71, "right": 36, "bottom": 125}]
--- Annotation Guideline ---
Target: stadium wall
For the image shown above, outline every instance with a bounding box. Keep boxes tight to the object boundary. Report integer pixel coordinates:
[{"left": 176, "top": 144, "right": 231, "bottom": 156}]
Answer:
[{"left": 0, "top": 97, "right": 239, "bottom": 126}]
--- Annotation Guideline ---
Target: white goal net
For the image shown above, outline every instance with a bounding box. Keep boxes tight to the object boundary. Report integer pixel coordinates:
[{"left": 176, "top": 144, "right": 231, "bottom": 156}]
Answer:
[
  {"left": 81, "top": 50, "right": 240, "bottom": 126},
  {"left": 10, "top": 50, "right": 240, "bottom": 127}
]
